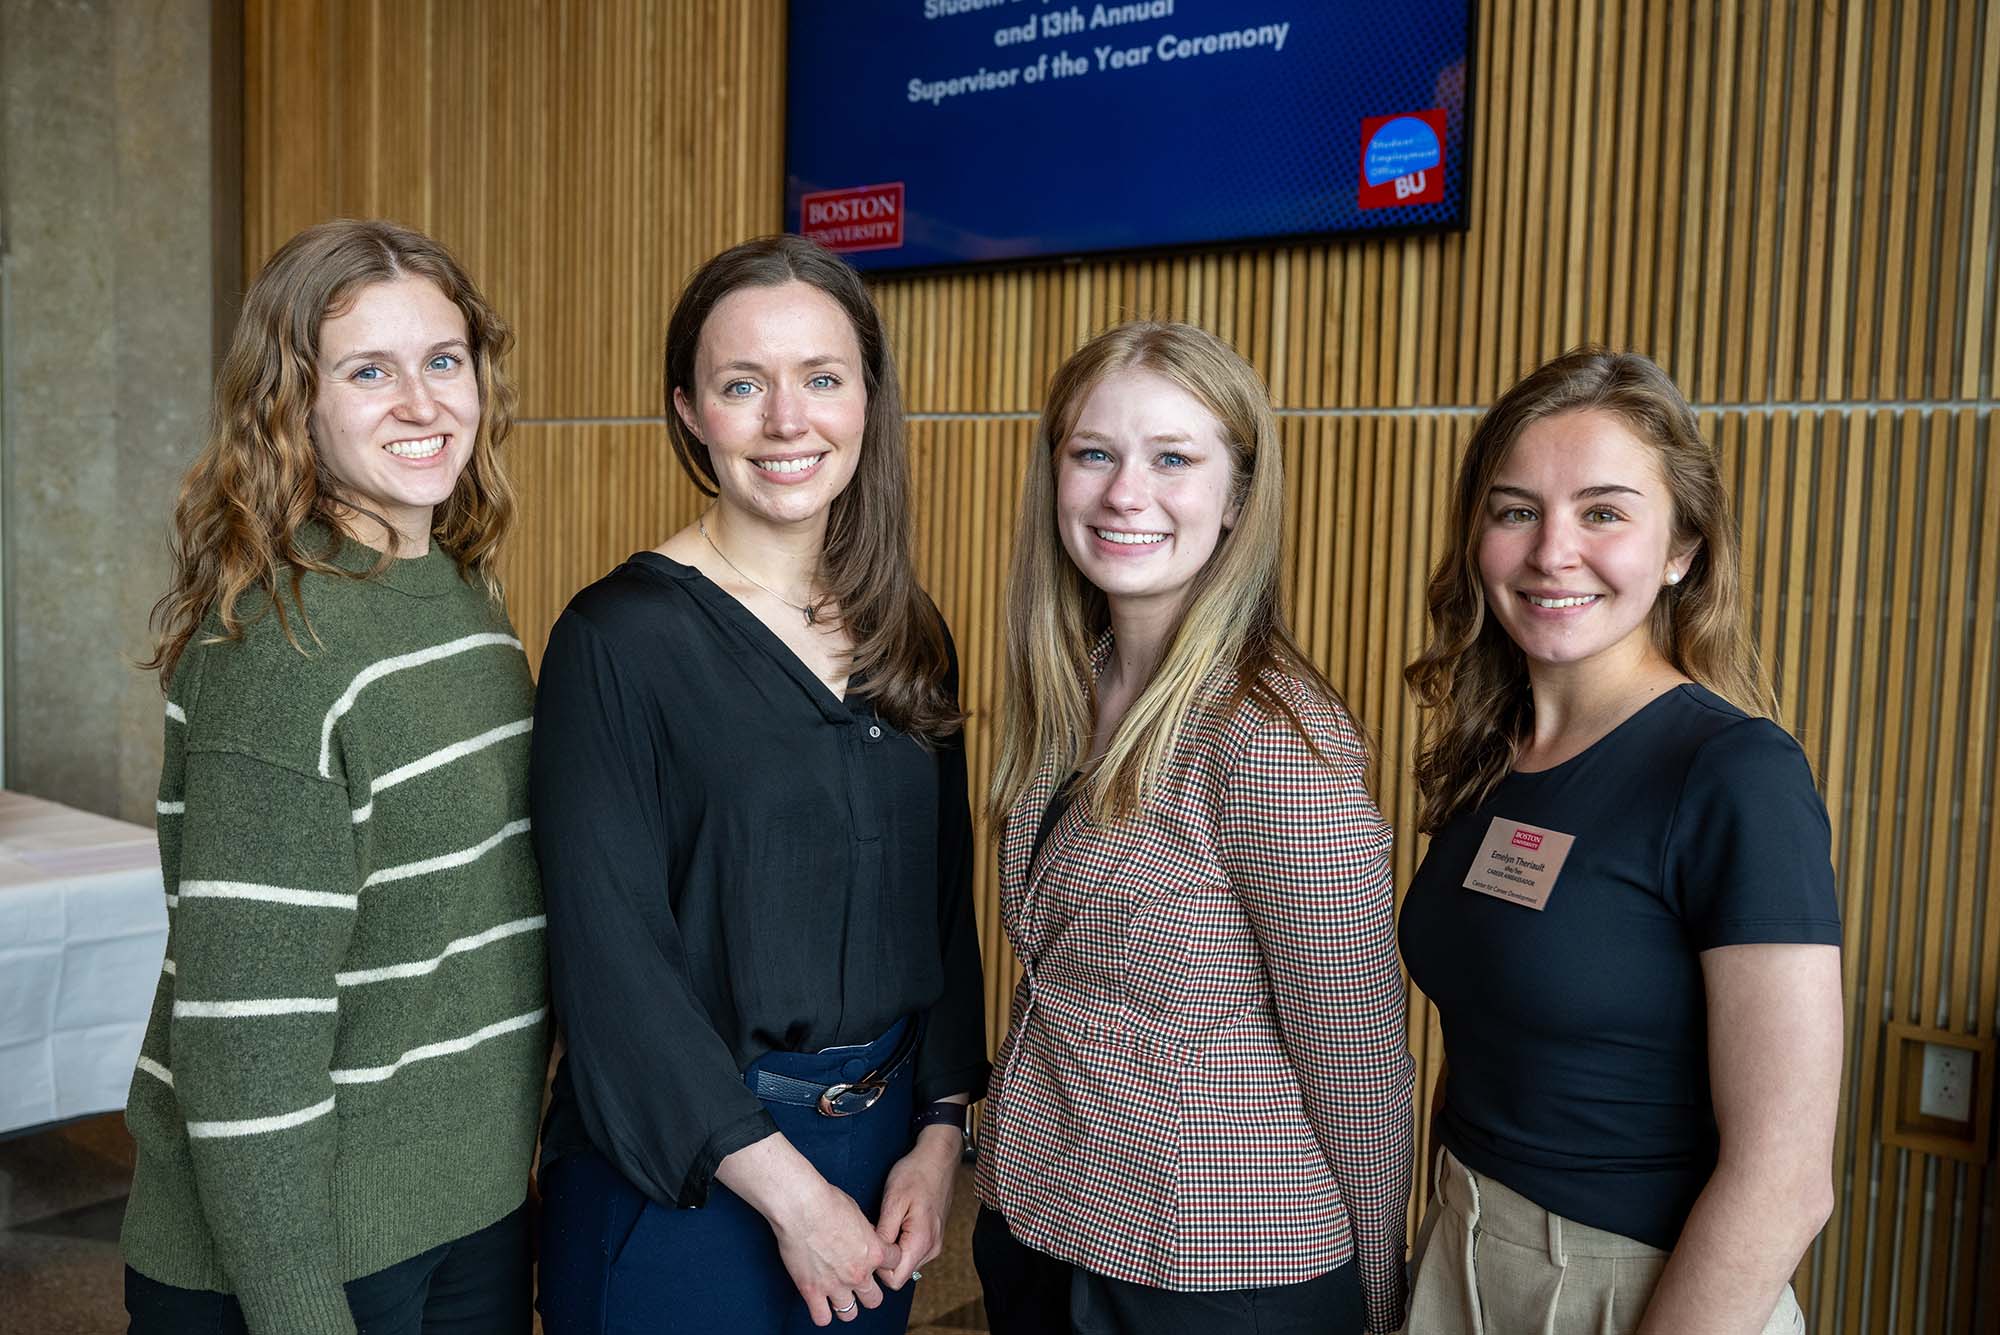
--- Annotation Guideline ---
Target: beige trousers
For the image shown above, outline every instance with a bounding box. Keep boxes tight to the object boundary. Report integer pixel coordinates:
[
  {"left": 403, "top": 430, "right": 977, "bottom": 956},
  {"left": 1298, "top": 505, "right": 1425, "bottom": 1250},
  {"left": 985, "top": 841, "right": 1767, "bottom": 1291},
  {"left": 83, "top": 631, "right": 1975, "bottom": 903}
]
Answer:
[{"left": 1400, "top": 1148, "right": 1806, "bottom": 1335}]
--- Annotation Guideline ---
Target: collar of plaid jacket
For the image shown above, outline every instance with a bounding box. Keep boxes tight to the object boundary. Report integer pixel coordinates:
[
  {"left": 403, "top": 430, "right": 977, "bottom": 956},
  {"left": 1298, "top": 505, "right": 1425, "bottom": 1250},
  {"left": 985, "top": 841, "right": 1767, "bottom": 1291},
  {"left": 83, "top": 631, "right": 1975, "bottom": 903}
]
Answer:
[{"left": 1002, "top": 632, "right": 1243, "bottom": 954}]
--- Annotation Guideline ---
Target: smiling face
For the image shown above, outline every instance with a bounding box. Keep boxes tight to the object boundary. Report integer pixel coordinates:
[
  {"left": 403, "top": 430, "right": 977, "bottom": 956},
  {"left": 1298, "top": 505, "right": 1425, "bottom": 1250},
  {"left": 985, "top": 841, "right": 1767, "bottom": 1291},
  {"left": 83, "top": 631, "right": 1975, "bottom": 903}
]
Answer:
[
  {"left": 672, "top": 280, "right": 868, "bottom": 535},
  {"left": 1054, "top": 367, "right": 1242, "bottom": 624},
  {"left": 1477, "top": 408, "right": 1694, "bottom": 677},
  {"left": 311, "top": 275, "right": 479, "bottom": 555}
]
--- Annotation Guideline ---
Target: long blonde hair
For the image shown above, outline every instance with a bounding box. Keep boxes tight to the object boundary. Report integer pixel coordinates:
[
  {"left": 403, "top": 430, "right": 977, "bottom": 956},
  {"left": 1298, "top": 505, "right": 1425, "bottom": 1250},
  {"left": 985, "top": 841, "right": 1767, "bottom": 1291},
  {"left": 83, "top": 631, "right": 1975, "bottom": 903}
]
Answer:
[
  {"left": 988, "top": 321, "right": 1341, "bottom": 828},
  {"left": 663, "top": 235, "right": 959, "bottom": 741},
  {"left": 146, "top": 219, "right": 518, "bottom": 687},
  {"left": 1404, "top": 345, "right": 1775, "bottom": 833}
]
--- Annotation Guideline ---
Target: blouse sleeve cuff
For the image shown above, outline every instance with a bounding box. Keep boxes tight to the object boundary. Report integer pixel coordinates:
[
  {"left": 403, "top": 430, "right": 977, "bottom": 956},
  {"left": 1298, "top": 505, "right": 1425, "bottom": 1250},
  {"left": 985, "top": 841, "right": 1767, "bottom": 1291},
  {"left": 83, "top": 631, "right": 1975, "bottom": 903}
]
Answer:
[
  {"left": 914, "top": 1059, "right": 990, "bottom": 1107},
  {"left": 677, "top": 1108, "right": 781, "bottom": 1208}
]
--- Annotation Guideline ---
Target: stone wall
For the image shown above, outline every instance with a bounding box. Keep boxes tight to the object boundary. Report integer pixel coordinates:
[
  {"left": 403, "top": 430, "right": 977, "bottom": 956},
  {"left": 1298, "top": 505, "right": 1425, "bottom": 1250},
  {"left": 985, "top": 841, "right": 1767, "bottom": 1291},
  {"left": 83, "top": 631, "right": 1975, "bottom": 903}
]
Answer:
[{"left": 0, "top": 0, "right": 238, "bottom": 823}]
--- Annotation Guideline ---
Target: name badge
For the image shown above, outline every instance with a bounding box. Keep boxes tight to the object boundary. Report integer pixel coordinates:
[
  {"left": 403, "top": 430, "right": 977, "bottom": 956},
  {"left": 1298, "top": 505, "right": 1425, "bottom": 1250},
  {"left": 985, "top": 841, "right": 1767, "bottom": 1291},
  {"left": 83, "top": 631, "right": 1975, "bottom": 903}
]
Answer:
[{"left": 1462, "top": 818, "right": 1575, "bottom": 910}]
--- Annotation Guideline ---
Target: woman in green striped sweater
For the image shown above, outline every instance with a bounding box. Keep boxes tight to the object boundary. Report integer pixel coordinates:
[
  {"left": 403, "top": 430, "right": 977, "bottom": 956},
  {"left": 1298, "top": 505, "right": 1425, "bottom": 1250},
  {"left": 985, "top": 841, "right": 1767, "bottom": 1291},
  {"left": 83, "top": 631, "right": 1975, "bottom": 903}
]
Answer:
[{"left": 123, "top": 219, "right": 549, "bottom": 1335}]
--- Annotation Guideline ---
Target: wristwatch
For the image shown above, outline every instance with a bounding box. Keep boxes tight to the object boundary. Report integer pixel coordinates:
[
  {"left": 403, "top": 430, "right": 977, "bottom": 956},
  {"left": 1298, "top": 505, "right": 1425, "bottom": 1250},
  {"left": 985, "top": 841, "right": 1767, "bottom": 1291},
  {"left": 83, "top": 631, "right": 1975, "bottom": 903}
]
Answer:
[{"left": 913, "top": 1100, "right": 972, "bottom": 1155}]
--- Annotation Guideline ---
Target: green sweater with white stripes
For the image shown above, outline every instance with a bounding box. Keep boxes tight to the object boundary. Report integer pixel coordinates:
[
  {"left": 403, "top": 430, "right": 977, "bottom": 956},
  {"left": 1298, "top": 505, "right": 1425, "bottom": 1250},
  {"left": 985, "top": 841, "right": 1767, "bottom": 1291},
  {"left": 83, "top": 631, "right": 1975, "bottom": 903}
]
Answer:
[{"left": 122, "top": 530, "right": 549, "bottom": 1335}]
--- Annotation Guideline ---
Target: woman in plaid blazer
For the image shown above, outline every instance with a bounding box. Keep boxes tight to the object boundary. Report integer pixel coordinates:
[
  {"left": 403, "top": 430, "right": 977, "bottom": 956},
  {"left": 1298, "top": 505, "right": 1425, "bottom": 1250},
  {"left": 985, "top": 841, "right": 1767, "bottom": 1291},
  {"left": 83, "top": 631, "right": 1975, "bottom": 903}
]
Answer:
[{"left": 972, "top": 321, "right": 1416, "bottom": 1335}]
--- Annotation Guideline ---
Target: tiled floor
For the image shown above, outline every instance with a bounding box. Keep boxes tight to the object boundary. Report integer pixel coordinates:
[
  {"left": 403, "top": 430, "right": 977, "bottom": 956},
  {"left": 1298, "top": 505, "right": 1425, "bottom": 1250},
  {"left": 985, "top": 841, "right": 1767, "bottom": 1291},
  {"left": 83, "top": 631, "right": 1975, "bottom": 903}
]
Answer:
[
  {"left": 0, "top": 1114, "right": 990, "bottom": 1333},
  {"left": 0, "top": 1115, "right": 136, "bottom": 1333}
]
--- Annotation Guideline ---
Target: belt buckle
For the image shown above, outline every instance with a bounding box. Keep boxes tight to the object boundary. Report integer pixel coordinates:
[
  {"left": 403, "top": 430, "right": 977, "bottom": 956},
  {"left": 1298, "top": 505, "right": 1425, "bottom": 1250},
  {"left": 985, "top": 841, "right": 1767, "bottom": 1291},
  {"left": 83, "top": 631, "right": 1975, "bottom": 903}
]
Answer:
[{"left": 817, "top": 1077, "right": 887, "bottom": 1117}]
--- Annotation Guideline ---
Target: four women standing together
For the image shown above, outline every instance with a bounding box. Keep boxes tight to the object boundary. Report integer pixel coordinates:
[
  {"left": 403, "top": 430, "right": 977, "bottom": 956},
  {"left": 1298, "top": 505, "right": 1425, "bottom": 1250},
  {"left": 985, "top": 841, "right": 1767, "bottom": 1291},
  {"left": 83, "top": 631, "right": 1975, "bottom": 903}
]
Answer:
[{"left": 125, "top": 220, "right": 1841, "bottom": 1335}]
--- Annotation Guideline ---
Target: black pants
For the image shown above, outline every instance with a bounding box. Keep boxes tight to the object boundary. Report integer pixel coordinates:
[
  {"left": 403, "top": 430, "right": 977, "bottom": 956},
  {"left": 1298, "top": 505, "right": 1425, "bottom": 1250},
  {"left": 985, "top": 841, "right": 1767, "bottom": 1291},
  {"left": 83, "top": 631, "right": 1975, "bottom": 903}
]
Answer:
[
  {"left": 124, "top": 1201, "right": 532, "bottom": 1335},
  {"left": 973, "top": 1206, "right": 1365, "bottom": 1335}
]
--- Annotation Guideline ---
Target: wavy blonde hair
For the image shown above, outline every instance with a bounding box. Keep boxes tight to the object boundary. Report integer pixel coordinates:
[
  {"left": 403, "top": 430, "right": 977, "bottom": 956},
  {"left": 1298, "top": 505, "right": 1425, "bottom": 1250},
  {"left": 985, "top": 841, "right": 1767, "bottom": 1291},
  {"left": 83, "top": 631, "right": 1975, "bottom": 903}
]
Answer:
[
  {"left": 1404, "top": 345, "right": 1775, "bottom": 833},
  {"left": 988, "top": 321, "right": 1343, "bottom": 828},
  {"left": 145, "top": 219, "right": 518, "bottom": 687}
]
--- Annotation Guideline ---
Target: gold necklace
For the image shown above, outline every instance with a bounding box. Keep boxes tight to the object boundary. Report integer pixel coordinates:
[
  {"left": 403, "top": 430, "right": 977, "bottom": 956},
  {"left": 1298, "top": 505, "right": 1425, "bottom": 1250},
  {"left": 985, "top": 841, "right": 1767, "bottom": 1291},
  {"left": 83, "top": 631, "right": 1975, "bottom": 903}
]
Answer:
[{"left": 698, "top": 513, "right": 820, "bottom": 627}]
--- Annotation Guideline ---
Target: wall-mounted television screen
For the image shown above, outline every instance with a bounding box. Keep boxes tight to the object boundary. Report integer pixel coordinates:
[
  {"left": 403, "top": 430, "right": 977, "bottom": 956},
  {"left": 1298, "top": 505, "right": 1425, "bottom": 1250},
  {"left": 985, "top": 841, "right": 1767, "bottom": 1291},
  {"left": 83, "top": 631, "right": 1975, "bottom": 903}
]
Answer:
[{"left": 785, "top": 0, "right": 1474, "bottom": 274}]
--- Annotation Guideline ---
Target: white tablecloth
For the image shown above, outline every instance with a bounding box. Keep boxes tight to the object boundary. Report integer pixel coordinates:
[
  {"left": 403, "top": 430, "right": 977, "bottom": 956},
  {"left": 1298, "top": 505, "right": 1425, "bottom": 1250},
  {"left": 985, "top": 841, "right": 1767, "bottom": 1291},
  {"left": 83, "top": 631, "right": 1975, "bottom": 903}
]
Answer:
[{"left": 0, "top": 789, "right": 167, "bottom": 1135}]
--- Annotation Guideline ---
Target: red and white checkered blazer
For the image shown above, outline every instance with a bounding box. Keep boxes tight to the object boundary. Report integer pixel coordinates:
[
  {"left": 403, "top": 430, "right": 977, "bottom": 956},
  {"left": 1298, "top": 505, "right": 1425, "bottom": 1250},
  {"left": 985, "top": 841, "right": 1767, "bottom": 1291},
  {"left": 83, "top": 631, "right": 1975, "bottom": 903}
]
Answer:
[{"left": 975, "top": 664, "right": 1415, "bottom": 1333}]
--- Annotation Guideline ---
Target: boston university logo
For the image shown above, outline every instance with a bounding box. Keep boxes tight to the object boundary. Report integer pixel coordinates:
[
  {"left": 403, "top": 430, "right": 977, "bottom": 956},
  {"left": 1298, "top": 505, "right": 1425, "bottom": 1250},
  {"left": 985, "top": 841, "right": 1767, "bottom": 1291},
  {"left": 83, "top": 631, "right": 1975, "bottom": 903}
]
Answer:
[{"left": 800, "top": 182, "right": 906, "bottom": 253}]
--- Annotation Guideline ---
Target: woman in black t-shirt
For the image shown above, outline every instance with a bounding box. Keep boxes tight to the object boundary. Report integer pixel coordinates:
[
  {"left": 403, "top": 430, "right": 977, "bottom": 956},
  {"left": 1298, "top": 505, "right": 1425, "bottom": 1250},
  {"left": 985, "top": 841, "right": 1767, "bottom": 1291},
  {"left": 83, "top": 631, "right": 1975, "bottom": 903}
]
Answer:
[
  {"left": 531, "top": 235, "right": 987, "bottom": 1333},
  {"left": 1398, "top": 347, "right": 1840, "bottom": 1334}
]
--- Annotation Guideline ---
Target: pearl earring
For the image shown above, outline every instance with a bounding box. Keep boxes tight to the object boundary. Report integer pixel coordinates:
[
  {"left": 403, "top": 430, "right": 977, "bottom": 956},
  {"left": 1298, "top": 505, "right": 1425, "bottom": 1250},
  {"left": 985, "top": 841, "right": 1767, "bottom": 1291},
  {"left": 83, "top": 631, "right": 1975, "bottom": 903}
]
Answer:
[{"left": 1666, "top": 570, "right": 1682, "bottom": 585}]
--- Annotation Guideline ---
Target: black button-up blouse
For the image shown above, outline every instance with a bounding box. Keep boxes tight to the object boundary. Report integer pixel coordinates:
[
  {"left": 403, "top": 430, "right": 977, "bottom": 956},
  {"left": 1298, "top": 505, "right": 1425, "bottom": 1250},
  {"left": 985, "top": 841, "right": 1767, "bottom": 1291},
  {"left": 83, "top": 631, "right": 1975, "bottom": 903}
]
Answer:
[{"left": 530, "top": 552, "right": 989, "bottom": 1208}]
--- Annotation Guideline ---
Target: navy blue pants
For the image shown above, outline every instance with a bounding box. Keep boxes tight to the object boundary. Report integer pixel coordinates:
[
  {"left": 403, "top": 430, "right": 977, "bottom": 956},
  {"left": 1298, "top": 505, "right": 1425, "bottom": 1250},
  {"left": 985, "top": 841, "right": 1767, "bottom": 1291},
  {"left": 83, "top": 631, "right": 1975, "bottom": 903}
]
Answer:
[
  {"left": 538, "top": 1021, "right": 919, "bottom": 1335},
  {"left": 973, "top": 1205, "right": 1365, "bottom": 1335},
  {"left": 124, "top": 1200, "right": 532, "bottom": 1334}
]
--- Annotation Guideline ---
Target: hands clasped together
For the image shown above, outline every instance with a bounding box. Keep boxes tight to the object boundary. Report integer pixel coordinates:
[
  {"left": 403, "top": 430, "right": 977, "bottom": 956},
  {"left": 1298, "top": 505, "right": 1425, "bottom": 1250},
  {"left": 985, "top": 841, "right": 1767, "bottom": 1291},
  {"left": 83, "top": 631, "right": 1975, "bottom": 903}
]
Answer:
[{"left": 732, "top": 1125, "right": 964, "bottom": 1327}]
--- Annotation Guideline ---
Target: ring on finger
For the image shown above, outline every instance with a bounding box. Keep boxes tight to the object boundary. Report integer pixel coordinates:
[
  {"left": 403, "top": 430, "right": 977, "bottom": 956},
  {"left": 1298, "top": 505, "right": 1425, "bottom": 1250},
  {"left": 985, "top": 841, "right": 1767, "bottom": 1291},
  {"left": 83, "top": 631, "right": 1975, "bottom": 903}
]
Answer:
[{"left": 832, "top": 1298, "right": 858, "bottom": 1314}]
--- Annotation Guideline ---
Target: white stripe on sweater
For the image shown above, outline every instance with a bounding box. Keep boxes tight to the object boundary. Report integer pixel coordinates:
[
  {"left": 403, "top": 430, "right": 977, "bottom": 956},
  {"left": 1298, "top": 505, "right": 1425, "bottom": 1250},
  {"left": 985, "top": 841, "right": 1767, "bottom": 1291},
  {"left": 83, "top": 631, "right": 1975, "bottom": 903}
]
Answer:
[
  {"left": 188, "top": 1096, "right": 336, "bottom": 1139},
  {"left": 156, "top": 800, "right": 185, "bottom": 815},
  {"left": 177, "top": 880, "right": 359, "bottom": 910},
  {"left": 329, "top": 1006, "right": 546, "bottom": 1085},
  {"left": 360, "top": 819, "right": 531, "bottom": 889},
  {"left": 165, "top": 701, "right": 187, "bottom": 724},
  {"left": 162, "top": 959, "right": 176, "bottom": 975},
  {"left": 337, "top": 915, "right": 546, "bottom": 987},
  {"left": 351, "top": 718, "right": 533, "bottom": 823},
  {"left": 318, "top": 633, "right": 522, "bottom": 778},
  {"left": 142, "top": 1057, "right": 335, "bottom": 1137},
  {"left": 173, "top": 997, "right": 339, "bottom": 1018}
]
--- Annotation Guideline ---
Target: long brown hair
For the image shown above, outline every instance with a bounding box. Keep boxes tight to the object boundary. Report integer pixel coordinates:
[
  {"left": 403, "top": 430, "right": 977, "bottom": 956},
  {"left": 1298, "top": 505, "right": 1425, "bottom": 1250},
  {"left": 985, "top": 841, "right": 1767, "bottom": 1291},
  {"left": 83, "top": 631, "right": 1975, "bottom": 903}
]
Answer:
[
  {"left": 146, "top": 219, "right": 518, "bottom": 687},
  {"left": 663, "top": 234, "right": 958, "bottom": 740},
  {"left": 1404, "top": 345, "right": 1775, "bottom": 833},
  {"left": 988, "top": 321, "right": 1343, "bottom": 827}
]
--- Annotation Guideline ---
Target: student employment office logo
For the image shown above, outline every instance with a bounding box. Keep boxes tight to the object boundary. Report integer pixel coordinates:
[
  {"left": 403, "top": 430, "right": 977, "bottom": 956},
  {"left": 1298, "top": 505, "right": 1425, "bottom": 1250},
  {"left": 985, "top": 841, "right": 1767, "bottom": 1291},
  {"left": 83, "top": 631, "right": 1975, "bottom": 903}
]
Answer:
[
  {"left": 1357, "top": 109, "right": 1448, "bottom": 210},
  {"left": 800, "top": 183, "right": 906, "bottom": 253}
]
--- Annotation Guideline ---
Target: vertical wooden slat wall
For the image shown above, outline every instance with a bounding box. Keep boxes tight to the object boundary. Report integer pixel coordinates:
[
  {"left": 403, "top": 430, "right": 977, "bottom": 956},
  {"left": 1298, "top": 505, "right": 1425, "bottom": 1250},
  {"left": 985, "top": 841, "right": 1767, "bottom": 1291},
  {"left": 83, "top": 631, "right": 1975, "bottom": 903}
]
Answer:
[{"left": 246, "top": 2, "right": 1999, "bottom": 1329}]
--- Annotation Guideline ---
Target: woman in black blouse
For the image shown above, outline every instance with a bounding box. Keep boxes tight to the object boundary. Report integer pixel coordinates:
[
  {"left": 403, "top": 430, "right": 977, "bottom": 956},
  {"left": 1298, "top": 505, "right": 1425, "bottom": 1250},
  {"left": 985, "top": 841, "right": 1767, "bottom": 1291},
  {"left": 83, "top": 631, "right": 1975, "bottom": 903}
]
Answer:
[{"left": 532, "top": 235, "right": 987, "bottom": 1333}]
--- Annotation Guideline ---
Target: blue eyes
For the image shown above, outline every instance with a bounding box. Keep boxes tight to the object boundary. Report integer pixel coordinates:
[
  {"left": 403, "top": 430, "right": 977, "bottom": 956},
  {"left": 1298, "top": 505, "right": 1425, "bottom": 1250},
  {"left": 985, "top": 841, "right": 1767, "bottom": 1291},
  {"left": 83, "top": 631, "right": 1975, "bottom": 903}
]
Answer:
[
  {"left": 349, "top": 352, "right": 464, "bottom": 383},
  {"left": 1070, "top": 446, "right": 1193, "bottom": 469},
  {"left": 722, "top": 373, "right": 842, "bottom": 397}
]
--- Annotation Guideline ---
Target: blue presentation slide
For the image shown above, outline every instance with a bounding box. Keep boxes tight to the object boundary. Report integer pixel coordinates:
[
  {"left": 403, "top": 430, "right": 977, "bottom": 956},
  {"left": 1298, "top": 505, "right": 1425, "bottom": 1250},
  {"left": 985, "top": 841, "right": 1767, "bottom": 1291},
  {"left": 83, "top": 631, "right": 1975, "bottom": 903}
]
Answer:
[{"left": 786, "top": 0, "right": 1472, "bottom": 272}]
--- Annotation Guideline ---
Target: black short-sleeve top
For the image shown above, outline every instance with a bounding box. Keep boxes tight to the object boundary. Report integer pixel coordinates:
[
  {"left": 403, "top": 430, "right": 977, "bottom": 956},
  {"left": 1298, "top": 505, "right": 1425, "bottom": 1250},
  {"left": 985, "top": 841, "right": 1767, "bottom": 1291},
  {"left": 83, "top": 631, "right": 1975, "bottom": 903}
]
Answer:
[{"left": 1398, "top": 684, "right": 1840, "bottom": 1250}]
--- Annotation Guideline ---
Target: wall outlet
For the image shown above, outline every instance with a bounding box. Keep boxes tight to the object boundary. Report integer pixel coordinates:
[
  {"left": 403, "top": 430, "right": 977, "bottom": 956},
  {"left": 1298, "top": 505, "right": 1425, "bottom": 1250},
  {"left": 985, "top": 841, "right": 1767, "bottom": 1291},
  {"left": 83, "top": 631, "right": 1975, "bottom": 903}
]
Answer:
[{"left": 1920, "top": 1043, "right": 1974, "bottom": 1122}]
